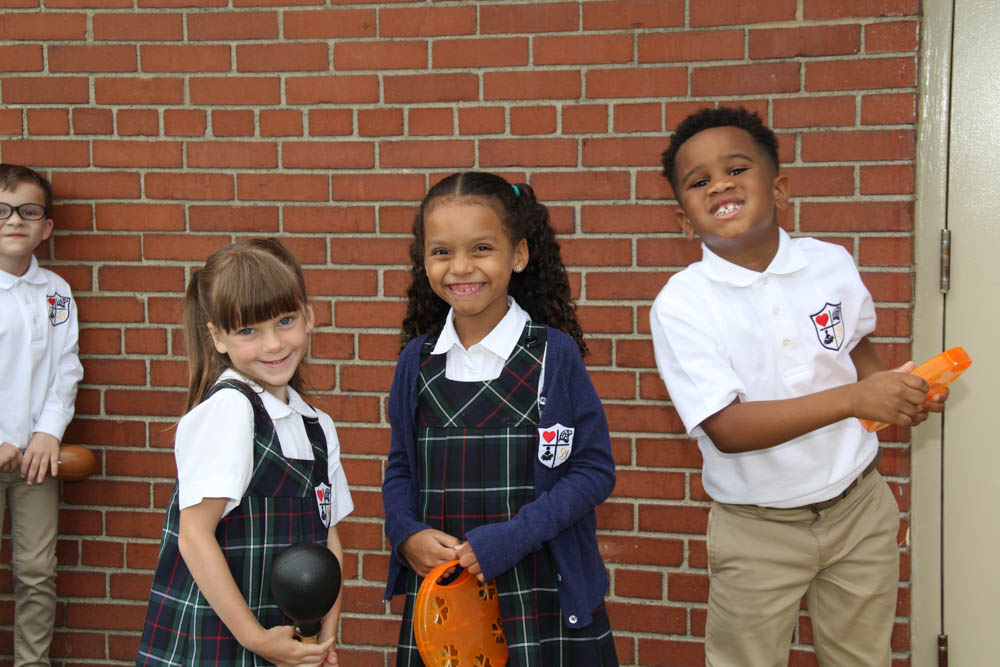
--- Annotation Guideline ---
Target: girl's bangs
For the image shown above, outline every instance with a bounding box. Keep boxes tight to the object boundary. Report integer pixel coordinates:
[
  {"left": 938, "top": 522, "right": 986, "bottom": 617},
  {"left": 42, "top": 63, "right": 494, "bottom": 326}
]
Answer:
[{"left": 210, "top": 254, "right": 305, "bottom": 332}]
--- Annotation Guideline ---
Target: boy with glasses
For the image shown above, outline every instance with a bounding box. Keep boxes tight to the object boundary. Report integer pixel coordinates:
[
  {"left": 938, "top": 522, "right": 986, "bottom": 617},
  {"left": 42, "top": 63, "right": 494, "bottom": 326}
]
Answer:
[{"left": 0, "top": 163, "right": 84, "bottom": 665}]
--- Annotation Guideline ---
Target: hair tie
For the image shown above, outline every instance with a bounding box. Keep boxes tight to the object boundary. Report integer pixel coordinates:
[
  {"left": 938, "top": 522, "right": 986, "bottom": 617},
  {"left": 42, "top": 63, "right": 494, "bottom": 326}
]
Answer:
[{"left": 512, "top": 184, "right": 520, "bottom": 197}]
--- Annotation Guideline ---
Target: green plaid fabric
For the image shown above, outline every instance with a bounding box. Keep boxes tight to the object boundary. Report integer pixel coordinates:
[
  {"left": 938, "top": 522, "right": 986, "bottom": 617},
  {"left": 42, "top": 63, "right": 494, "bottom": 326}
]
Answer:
[
  {"left": 396, "top": 324, "right": 616, "bottom": 667},
  {"left": 137, "top": 380, "right": 330, "bottom": 667}
]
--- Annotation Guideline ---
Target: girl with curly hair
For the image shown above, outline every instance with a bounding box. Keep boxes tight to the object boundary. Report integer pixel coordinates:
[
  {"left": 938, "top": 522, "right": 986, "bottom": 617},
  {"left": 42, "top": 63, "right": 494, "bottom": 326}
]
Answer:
[{"left": 382, "top": 172, "right": 618, "bottom": 666}]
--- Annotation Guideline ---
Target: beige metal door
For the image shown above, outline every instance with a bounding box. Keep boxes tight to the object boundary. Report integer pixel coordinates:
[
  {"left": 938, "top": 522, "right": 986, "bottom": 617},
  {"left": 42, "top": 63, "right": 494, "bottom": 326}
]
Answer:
[{"left": 912, "top": 0, "right": 1000, "bottom": 664}]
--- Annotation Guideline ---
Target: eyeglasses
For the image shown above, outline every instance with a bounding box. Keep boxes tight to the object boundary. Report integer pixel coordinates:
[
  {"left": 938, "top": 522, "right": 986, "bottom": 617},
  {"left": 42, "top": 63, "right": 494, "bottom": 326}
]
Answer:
[{"left": 0, "top": 203, "right": 48, "bottom": 222}]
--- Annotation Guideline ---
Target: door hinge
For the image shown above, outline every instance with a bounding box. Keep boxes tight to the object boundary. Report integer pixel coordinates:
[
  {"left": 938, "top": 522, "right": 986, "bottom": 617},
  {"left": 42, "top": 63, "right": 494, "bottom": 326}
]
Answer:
[{"left": 940, "top": 229, "right": 951, "bottom": 293}]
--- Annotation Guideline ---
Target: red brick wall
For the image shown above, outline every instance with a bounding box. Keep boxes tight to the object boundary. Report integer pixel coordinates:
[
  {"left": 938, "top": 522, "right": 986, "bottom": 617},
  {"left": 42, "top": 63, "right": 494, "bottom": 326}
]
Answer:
[{"left": 0, "top": 1, "right": 920, "bottom": 664}]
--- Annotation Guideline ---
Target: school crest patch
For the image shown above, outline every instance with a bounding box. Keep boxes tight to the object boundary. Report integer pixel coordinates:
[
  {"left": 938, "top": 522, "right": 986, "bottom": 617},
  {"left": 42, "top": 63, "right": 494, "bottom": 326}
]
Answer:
[
  {"left": 314, "top": 481, "right": 332, "bottom": 528},
  {"left": 538, "top": 423, "right": 573, "bottom": 469},
  {"left": 810, "top": 302, "right": 844, "bottom": 351},
  {"left": 46, "top": 292, "right": 71, "bottom": 327}
]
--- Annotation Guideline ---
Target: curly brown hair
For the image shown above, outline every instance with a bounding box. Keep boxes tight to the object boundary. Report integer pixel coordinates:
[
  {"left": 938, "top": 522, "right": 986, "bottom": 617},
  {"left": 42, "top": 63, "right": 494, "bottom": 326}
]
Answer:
[{"left": 401, "top": 172, "right": 586, "bottom": 355}]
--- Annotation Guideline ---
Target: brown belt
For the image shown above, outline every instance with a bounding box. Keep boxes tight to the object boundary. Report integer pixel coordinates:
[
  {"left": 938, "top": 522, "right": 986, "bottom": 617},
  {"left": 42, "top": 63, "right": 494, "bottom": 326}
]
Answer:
[{"left": 796, "top": 449, "right": 882, "bottom": 514}]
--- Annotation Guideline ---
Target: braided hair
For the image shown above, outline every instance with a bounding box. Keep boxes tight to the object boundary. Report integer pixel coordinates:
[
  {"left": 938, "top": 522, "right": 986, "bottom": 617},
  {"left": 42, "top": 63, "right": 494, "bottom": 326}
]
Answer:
[{"left": 401, "top": 171, "right": 586, "bottom": 355}]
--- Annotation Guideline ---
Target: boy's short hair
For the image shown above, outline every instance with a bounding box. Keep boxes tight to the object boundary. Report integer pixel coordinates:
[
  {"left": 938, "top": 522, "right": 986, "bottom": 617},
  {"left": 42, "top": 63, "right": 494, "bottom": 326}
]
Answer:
[
  {"left": 0, "top": 164, "right": 53, "bottom": 209},
  {"left": 660, "top": 107, "right": 780, "bottom": 191}
]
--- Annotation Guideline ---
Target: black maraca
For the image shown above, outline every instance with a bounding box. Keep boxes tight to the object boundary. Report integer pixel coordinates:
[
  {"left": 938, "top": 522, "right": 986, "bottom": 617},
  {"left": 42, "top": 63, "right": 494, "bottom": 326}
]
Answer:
[{"left": 269, "top": 541, "right": 342, "bottom": 643}]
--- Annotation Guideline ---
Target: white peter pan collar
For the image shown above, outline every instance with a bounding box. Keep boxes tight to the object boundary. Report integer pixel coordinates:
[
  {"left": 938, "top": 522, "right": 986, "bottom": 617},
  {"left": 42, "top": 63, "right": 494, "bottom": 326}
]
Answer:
[
  {"left": 431, "top": 297, "right": 530, "bottom": 360},
  {"left": 0, "top": 256, "right": 46, "bottom": 289},
  {"left": 699, "top": 228, "right": 808, "bottom": 287},
  {"left": 217, "top": 369, "right": 317, "bottom": 420}
]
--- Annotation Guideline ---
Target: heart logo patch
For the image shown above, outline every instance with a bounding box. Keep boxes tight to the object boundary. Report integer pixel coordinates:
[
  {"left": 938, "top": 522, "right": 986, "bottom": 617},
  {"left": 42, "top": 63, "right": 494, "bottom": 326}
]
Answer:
[{"left": 542, "top": 431, "right": 555, "bottom": 443}]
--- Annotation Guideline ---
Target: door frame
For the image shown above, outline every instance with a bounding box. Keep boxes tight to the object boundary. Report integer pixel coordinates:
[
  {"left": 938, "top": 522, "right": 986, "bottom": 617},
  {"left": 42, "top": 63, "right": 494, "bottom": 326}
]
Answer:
[{"left": 911, "top": 0, "right": 951, "bottom": 664}]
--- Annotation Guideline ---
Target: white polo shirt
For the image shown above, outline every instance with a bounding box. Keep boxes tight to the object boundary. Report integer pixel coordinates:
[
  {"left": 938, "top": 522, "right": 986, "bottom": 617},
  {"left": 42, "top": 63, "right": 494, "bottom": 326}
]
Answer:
[
  {"left": 650, "top": 229, "right": 879, "bottom": 507},
  {"left": 0, "top": 256, "right": 83, "bottom": 450},
  {"left": 175, "top": 369, "right": 354, "bottom": 522}
]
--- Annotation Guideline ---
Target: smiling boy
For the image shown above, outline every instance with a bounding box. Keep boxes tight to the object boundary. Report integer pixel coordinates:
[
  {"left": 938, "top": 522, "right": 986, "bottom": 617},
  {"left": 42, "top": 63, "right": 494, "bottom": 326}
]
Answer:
[{"left": 649, "top": 108, "right": 946, "bottom": 665}]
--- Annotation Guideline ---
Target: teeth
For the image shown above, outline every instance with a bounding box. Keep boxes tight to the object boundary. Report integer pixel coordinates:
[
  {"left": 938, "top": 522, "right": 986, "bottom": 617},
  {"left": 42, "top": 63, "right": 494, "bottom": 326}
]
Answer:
[{"left": 714, "top": 202, "right": 741, "bottom": 217}]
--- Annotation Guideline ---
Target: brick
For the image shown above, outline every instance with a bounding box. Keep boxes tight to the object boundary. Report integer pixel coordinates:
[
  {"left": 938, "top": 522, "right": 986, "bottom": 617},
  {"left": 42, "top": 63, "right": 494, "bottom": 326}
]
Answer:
[
  {"left": 750, "top": 25, "right": 860, "bottom": 59},
  {"left": 54, "top": 234, "right": 141, "bottom": 261},
  {"left": 586, "top": 67, "right": 686, "bottom": 99},
  {"left": 27, "top": 109, "right": 70, "bottom": 135},
  {"left": 105, "top": 390, "right": 185, "bottom": 418},
  {"left": 94, "top": 12, "right": 183, "bottom": 40},
  {"left": 511, "top": 106, "right": 557, "bottom": 135},
  {"left": 79, "top": 328, "right": 122, "bottom": 355},
  {"left": 187, "top": 141, "right": 276, "bottom": 169},
  {"left": 800, "top": 201, "right": 914, "bottom": 233},
  {"left": 237, "top": 174, "right": 328, "bottom": 203},
  {"left": 286, "top": 75, "right": 379, "bottom": 104},
  {"left": 407, "top": 108, "right": 453, "bottom": 136},
  {"left": 187, "top": 10, "right": 278, "bottom": 40},
  {"left": 583, "top": 0, "right": 684, "bottom": 30},
  {"left": 860, "top": 270, "right": 913, "bottom": 303},
  {"left": 692, "top": 62, "right": 800, "bottom": 96},
  {"left": 3, "top": 77, "right": 90, "bottom": 104},
  {"left": 116, "top": 109, "right": 158, "bottom": 136},
  {"left": 95, "top": 77, "right": 184, "bottom": 105},
  {"left": 866, "top": 20, "right": 918, "bottom": 53},
  {"left": 859, "top": 237, "right": 913, "bottom": 267},
  {"left": 583, "top": 137, "right": 665, "bottom": 167},
  {"left": 0, "top": 13, "right": 86, "bottom": 40},
  {"left": 531, "top": 171, "right": 630, "bottom": 201},
  {"left": 562, "top": 104, "right": 608, "bottom": 134},
  {"left": 384, "top": 73, "right": 478, "bottom": 104},
  {"left": 484, "top": 70, "right": 581, "bottom": 101},
  {"left": 1, "top": 139, "right": 90, "bottom": 167},
  {"left": 691, "top": 0, "right": 796, "bottom": 26},
  {"left": 0, "top": 44, "right": 43, "bottom": 72},
  {"left": 330, "top": 174, "right": 426, "bottom": 202},
  {"left": 535, "top": 34, "right": 633, "bottom": 66},
  {"left": 861, "top": 93, "right": 916, "bottom": 125},
  {"left": 282, "top": 141, "right": 374, "bottom": 169},
  {"left": 480, "top": 138, "right": 577, "bottom": 168},
  {"left": 480, "top": 2, "right": 578, "bottom": 34},
  {"left": 283, "top": 8, "right": 375, "bottom": 39},
  {"left": 359, "top": 108, "right": 403, "bottom": 137},
  {"left": 52, "top": 171, "right": 141, "bottom": 200},
  {"left": 335, "top": 40, "right": 426, "bottom": 70},
  {"left": 124, "top": 328, "right": 167, "bottom": 354},
  {"left": 433, "top": 37, "right": 528, "bottom": 69},
  {"left": 211, "top": 109, "right": 255, "bottom": 137},
  {"left": 773, "top": 96, "right": 856, "bottom": 128},
  {"left": 860, "top": 164, "right": 914, "bottom": 195},
  {"left": 639, "top": 504, "right": 709, "bottom": 534},
  {"left": 802, "top": 130, "right": 914, "bottom": 161},
  {"left": 782, "top": 166, "right": 855, "bottom": 196},
  {"left": 140, "top": 44, "right": 230, "bottom": 73},
  {"left": 609, "top": 600, "right": 687, "bottom": 634},
  {"left": 93, "top": 140, "right": 183, "bottom": 168},
  {"left": 49, "top": 45, "right": 137, "bottom": 73},
  {"left": 163, "top": 109, "right": 206, "bottom": 136},
  {"left": 260, "top": 109, "right": 302, "bottom": 137},
  {"left": 304, "top": 268, "right": 377, "bottom": 297},
  {"left": 806, "top": 57, "right": 916, "bottom": 91},
  {"left": 581, "top": 204, "right": 677, "bottom": 234},
  {"left": 600, "top": 536, "right": 684, "bottom": 566},
  {"left": 190, "top": 77, "right": 280, "bottom": 105},
  {"left": 803, "top": 0, "right": 918, "bottom": 19},
  {"left": 95, "top": 203, "right": 185, "bottom": 231},
  {"left": 236, "top": 43, "right": 329, "bottom": 72},
  {"left": 380, "top": 140, "right": 473, "bottom": 169},
  {"left": 0, "top": 107, "right": 22, "bottom": 134},
  {"left": 668, "top": 572, "right": 710, "bottom": 602},
  {"left": 328, "top": 238, "right": 409, "bottom": 266},
  {"left": 639, "top": 30, "right": 744, "bottom": 63},
  {"left": 144, "top": 173, "right": 234, "bottom": 201}
]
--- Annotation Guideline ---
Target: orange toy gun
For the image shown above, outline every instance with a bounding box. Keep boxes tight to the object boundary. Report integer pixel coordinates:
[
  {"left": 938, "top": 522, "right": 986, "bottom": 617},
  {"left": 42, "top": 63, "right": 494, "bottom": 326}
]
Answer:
[{"left": 860, "top": 346, "right": 972, "bottom": 433}]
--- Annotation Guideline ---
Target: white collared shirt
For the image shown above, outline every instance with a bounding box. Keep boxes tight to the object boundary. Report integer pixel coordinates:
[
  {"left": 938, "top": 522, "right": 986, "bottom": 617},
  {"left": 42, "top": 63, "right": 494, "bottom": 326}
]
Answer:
[
  {"left": 432, "top": 298, "right": 544, "bottom": 393},
  {"left": 0, "top": 256, "right": 83, "bottom": 450},
  {"left": 175, "top": 369, "right": 354, "bottom": 520},
  {"left": 650, "top": 229, "right": 878, "bottom": 507}
]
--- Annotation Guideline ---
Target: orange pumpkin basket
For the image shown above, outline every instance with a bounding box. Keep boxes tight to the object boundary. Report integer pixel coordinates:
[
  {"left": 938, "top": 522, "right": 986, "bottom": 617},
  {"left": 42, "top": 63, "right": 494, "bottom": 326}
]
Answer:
[{"left": 413, "top": 560, "right": 508, "bottom": 667}]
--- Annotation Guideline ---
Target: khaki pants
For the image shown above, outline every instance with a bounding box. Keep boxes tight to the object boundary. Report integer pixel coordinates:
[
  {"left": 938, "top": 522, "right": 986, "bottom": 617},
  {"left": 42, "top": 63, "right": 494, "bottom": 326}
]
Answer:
[
  {"left": 0, "top": 472, "right": 59, "bottom": 667},
  {"left": 706, "top": 471, "right": 899, "bottom": 667}
]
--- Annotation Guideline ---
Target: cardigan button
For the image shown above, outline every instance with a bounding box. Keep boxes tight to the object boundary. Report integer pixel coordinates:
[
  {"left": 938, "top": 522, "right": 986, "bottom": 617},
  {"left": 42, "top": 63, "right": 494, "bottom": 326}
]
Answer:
[
  {"left": 568, "top": 615, "right": 578, "bottom": 624},
  {"left": 538, "top": 396, "right": 547, "bottom": 406}
]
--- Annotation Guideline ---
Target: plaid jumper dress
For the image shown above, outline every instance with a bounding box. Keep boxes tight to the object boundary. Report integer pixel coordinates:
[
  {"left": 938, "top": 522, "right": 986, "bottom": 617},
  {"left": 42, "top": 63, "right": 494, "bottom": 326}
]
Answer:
[
  {"left": 396, "top": 323, "right": 616, "bottom": 667},
  {"left": 137, "top": 380, "right": 330, "bottom": 667}
]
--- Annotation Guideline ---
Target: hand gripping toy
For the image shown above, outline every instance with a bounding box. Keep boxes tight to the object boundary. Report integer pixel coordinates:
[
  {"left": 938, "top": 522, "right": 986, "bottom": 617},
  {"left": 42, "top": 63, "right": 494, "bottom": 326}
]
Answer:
[
  {"left": 269, "top": 541, "right": 342, "bottom": 643},
  {"left": 413, "top": 560, "right": 508, "bottom": 667},
  {"left": 860, "top": 346, "right": 972, "bottom": 433},
  {"left": 57, "top": 445, "right": 97, "bottom": 482}
]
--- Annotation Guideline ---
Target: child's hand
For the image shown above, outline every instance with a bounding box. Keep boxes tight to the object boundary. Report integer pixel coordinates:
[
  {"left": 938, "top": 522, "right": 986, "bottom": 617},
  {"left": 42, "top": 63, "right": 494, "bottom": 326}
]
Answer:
[
  {"left": 246, "top": 624, "right": 334, "bottom": 667},
  {"left": 0, "top": 442, "right": 23, "bottom": 473},
  {"left": 911, "top": 386, "right": 950, "bottom": 427},
  {"left": 455, "top": 541, "right": 485, "bottom": 583},
  {"left": 20, "top": 432, "right": 60, "bottom": 485},
  {"left": 853, "top": 361, "right": 930, "bottom": 426},
  {"left": 399, "top": 528, "right": 460, "bottom": 577}
]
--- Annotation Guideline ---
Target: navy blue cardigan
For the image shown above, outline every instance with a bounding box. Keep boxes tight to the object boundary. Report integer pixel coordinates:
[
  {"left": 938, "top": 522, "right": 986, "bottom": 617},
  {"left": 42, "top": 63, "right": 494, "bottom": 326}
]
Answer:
[{"left": 381, "top": 326, "right": 616, "bottom": 629}]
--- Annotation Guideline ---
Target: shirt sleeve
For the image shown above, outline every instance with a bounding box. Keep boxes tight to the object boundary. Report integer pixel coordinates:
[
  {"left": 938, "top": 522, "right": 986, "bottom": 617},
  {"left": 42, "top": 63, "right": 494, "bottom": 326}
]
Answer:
[
  {"left": 649, "top": 282, "right": 747, "bottom": 437},
  {"left": 174, "top": 388, "right": 254, "bottom": 516},
  {"left": 846, "top": 250, "right": 877, "bottom": 347},
  {"left": 319, "top": 411, "right": 354, "bottom": 526},
  {"left": 33, "top": 286, "right": 83, "bottom": 442}
]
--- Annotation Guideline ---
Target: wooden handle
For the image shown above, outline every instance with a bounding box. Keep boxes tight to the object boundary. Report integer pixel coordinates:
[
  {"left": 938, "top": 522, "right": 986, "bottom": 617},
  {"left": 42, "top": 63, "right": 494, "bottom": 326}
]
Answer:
[{"left": 296, "top": 631, "right": 318, "bottom": 644}]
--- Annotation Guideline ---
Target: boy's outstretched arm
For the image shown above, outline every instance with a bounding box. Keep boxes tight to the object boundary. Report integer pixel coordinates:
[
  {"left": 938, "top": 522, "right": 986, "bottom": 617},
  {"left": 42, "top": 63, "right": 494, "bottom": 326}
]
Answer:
[{"left": 701, "top": 338, "right": 933, "bottom": 453}]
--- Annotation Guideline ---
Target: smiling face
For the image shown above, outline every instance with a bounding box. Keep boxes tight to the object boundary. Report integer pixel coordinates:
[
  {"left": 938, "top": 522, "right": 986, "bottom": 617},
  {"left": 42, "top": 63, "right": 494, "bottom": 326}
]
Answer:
[
  {"left": 423, "top": 198, "right": 528, "bottom": 347},
  {"left": 672, "top": 125, "right": 789, "bottom": 271},
  {"left": 0, "top": 183, "right": 54, "bottom": 276},
  {"left": 208, "top": 307, "right": 314, "bottom": 402}
]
